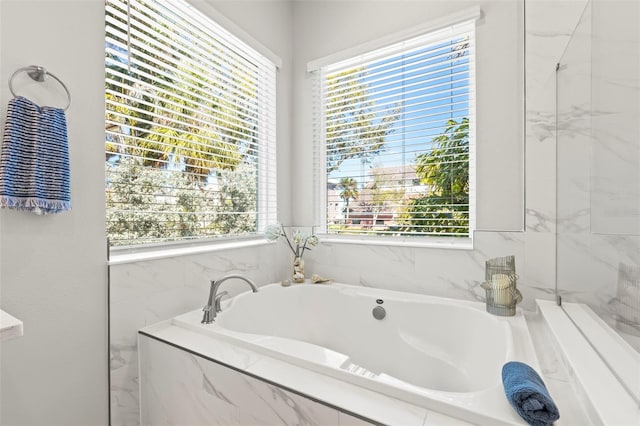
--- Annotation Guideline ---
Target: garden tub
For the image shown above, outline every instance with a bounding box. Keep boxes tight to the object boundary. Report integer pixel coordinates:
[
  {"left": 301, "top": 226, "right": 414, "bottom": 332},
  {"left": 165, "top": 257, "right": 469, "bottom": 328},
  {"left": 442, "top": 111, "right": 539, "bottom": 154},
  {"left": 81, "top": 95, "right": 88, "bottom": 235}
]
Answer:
[{"left": 168, "top": 282, "right": 539, "bottom": 425}]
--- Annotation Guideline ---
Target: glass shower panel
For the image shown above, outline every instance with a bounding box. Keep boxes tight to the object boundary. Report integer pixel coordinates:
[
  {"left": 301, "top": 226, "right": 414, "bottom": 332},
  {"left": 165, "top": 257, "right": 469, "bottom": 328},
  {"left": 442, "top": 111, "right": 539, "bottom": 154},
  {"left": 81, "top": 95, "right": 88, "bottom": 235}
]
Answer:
[{"left": 556, "top": 1, "right": 593, "bottom": 309}]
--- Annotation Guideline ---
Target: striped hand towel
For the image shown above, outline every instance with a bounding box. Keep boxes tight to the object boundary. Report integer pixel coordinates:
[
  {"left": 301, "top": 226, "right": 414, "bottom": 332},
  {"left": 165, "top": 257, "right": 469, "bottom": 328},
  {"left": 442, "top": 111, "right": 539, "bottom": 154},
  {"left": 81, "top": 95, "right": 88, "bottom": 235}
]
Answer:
[{"left": 0, "top": 96, "right": 70, "bottom": 214}]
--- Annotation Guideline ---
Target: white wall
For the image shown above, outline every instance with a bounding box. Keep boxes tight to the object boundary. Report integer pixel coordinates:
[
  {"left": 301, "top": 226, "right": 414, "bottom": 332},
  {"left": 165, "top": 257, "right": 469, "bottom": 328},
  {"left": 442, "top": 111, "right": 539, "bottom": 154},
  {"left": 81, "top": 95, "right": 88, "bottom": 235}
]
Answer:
[{"left": 0, "top": 1, "right": 108, "bottom": 425}]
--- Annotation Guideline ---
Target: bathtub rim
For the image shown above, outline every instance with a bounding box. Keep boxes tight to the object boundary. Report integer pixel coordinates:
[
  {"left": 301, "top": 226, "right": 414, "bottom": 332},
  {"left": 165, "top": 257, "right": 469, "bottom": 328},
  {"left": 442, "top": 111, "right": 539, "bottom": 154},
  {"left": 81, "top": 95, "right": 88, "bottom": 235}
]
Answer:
[{"left": 156, "top": 282, "right": 539, "bottom": 425}]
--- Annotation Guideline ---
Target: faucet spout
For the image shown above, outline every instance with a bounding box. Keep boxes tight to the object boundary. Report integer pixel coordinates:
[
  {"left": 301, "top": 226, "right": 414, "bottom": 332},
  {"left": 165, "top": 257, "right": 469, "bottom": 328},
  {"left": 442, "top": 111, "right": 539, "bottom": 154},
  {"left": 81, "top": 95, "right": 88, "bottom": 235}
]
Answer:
[{"left": 202, "top": 274, "right": 258, "bottom": 324}]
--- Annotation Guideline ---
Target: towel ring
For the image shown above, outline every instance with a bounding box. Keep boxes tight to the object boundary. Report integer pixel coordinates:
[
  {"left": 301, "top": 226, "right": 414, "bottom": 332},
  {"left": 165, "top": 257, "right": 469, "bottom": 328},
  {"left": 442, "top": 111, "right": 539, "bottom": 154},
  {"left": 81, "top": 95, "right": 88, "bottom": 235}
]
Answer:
[{"left": 8, "top": 65, "right": 72, "bottom": 111}]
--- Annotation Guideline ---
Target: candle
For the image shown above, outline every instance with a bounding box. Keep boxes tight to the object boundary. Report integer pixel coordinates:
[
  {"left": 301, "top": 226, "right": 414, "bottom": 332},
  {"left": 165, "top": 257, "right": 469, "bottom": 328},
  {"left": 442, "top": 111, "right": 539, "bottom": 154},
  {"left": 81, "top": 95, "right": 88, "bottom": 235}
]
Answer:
[{"left": 491, "top": 274, "right": 512, "bottom": 306}]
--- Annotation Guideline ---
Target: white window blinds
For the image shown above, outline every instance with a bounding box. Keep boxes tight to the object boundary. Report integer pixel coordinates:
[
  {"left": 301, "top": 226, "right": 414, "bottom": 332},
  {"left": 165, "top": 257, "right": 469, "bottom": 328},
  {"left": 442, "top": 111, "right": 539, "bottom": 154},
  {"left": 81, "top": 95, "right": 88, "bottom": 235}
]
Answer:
[
  {"left": 314, "top": 20, "right": 476, "bottom": 239},
  {"left": 105, "top": 0, "right": 277, "bottom": 247}
]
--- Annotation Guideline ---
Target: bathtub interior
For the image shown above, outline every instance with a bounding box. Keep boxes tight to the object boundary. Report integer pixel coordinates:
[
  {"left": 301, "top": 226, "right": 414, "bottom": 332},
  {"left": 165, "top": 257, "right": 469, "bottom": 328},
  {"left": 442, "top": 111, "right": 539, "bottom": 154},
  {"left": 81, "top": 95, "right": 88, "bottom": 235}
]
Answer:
[{"left": 180, "top": 284, "right": 515, "bottom": 393}]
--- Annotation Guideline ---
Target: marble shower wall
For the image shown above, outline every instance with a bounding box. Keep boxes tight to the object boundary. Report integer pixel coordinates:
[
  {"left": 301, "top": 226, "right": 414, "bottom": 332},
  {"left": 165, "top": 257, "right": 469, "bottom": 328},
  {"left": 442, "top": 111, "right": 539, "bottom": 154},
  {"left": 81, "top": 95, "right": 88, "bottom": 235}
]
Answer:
[
  {"left": 556, "top": 0, "right": 640, "bottom": 341},
  {"left": 109, "top": 243, "right": 286, "bottom": 426},
  {"left": 590, "top": 0, "right": 640, "bottom": 237}
]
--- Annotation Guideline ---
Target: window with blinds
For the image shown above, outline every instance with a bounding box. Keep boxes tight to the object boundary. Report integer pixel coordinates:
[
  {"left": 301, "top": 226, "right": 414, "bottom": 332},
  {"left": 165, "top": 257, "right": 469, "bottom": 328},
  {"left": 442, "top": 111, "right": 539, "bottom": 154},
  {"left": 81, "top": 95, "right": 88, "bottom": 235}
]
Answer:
[
  {"left": 105, "top": 0, "right": 277, "bottom": 247},
  {"left": 313, "top": 20, "right": 476, "bottom": 239}
]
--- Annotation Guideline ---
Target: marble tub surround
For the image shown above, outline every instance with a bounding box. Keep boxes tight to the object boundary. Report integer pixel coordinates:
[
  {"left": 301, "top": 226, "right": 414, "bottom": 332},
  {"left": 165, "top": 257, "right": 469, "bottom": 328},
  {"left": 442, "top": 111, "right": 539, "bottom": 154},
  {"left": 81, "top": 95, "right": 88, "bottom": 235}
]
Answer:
[
  {"left": 0, "top": 309, "right": 23, "bottom": 341},
  {"left": 560, "top": 302, "right": 640, "bottom": 404},
  {"left": 537, "top": 301, "right": 640, "bottom": 425},
  {"left": 142, "top": 282, "right": 541, "bottom": 425},
  {"left": 524, "top": 310, "right": 595, "bottom": 426},
  {"left": 138, "top": 292, "right": 595, "bottom": 426},
  {"left": 140, "top": 319, "right": 474, "bottom": 425}
]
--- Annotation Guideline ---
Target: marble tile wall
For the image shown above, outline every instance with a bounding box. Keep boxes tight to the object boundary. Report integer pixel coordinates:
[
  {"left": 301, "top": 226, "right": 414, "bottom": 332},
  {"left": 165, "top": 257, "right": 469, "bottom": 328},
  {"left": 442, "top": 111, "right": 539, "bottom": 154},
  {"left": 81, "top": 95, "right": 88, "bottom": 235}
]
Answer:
[
  {"left": 525, "top": 0, "right": 589, "bottom": 236},
  {"left": 306, "top": 231, "right": 538, "bottom": 308},
  {"left": 109, "top": 243, "right": 286, "bottom": 426},
  {"left": 555, "top": 0, "right": 640, "bottom": 344},
  {"left": 590, "top": 0, "right": 640, "bottom": 237}
]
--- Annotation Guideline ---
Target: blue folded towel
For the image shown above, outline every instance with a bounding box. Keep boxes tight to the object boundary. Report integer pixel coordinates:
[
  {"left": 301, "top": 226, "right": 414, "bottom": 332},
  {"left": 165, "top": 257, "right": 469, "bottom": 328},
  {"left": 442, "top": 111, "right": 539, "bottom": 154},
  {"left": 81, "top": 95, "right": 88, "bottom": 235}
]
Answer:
[
  {"left": 502, "top": 361, "right": 559, "bottom": 426},
  {"left": 0, "top": 96, "right": 70, "bottom": 214}
]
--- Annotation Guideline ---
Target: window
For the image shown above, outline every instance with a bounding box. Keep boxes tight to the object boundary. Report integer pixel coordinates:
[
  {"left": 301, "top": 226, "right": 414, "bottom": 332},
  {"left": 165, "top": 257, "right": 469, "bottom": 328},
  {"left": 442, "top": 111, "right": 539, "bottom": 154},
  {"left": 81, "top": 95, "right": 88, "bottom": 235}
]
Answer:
[
  {"left": 105, "top": 0, "right": 277, "bottom": 247},
  {"left": 312, "top": 17, "right": 476, "bottom": 240}
]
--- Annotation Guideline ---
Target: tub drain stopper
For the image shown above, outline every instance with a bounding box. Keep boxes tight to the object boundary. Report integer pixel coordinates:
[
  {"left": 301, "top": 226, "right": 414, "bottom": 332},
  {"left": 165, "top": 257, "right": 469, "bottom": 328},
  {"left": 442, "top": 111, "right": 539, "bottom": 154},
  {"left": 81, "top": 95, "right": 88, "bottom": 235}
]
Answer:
[{"left": 372, "top": 306, "right": 386, "bottom": 320}]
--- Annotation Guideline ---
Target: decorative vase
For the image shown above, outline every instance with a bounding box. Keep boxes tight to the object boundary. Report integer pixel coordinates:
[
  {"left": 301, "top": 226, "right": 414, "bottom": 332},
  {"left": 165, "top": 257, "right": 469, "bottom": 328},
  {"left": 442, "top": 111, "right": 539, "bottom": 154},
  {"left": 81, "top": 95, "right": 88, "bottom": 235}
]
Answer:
[{"left": 292, "top": 256, "right": 305, "bottom": 283}]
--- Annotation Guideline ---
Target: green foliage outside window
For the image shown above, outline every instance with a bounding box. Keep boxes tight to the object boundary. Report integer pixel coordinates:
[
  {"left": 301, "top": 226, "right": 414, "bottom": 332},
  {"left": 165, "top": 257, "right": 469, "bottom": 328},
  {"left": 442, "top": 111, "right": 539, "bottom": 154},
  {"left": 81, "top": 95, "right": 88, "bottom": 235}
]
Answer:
[
  {"left": 106, "top": 158, "right": 256, "bottom": 245},
  {"left": 399, "top": 118, "right": 470, "bottom": 236}
]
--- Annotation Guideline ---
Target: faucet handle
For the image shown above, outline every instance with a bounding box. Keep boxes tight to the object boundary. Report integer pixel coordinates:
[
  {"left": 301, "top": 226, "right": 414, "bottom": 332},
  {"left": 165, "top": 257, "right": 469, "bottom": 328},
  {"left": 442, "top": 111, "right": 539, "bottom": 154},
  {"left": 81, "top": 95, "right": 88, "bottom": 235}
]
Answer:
[
  {"left": 214, "top": 291, "right": 229, "bottom": 313},
  {"left": 201, "top": 304, "right": 214, "bottom": 324}
]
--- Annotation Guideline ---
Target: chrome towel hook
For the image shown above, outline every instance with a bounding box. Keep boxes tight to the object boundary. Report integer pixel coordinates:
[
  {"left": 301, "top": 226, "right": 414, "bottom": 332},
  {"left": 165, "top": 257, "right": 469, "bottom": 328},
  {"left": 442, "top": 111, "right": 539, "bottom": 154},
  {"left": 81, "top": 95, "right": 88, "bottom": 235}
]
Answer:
[{"left": 8, "top": 65, "right": 72, "bottom": 111}]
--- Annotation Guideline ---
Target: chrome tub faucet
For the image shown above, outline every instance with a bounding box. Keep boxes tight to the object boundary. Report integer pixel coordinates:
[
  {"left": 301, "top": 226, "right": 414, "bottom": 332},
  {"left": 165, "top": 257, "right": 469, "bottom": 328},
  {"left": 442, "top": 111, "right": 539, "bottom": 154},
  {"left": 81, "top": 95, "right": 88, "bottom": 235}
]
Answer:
[{"left": 202, "top": 274, "right": 258, "bottom": 323}]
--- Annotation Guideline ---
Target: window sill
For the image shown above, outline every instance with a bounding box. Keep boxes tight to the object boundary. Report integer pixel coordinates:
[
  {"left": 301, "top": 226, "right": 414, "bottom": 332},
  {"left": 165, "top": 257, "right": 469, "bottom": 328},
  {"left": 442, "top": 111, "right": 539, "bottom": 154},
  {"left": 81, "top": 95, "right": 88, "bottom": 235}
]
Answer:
[
  {"left": 317, "top": 235, "right": 473, "bottom": 250},
  {"left": 108, "top": 237, "right": 272, "bottom": 266}
]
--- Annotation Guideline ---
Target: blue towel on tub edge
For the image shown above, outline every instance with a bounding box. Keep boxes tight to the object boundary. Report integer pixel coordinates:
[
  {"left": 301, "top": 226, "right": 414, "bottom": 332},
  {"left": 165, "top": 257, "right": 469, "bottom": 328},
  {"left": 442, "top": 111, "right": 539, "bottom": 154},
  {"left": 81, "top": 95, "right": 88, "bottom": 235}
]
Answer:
[{"left": 502, "top": 361, "right": 560, "bottom": 426}]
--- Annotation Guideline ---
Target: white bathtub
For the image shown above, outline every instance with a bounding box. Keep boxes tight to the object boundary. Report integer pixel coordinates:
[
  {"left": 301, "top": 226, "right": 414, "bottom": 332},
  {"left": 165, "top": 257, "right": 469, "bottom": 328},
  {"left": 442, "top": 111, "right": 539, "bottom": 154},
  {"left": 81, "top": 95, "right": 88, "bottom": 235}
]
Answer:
[{"left": 171, "top": 283, "right": 539, "bottom": 425}]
